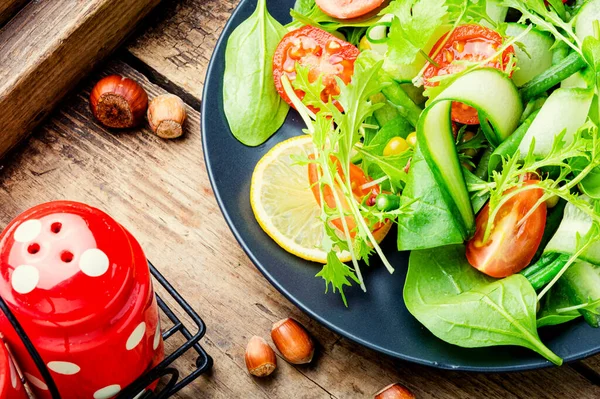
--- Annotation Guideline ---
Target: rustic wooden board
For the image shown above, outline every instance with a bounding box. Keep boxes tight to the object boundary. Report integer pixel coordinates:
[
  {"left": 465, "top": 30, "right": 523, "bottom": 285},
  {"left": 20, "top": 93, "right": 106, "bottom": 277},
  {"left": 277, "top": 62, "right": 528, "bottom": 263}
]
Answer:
[
  {"left": 0, "top": 59, "right": 599, "bottom": 398},
  {"left": 0, "top": 0, "right": 160, "bottom": 158},
  {"left": 127, "top": 0, "right": 237, "bottom": 103},
  {"left": 128, "top": 0, "right": 600, "bottom": 385},
  {"left": 0, "top": 0, "right": 27, "bottom": 26}
]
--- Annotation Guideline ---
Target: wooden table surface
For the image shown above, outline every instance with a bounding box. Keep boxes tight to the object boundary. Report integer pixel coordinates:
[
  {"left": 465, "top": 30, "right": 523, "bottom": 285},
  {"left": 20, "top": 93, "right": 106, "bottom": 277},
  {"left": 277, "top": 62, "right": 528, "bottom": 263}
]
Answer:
[{"left": 1, "top": 0, "right": 600, "bottom": 397}]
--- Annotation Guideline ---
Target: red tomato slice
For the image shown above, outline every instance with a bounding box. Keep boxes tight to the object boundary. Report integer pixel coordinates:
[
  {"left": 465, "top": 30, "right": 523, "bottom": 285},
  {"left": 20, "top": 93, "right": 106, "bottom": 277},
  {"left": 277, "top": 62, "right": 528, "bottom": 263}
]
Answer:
[
  {"left": 423, "top": 24, "right": 515, "bottom": 125},
  {"left": 466, "top": 181, "right": 547, "bottom": 278},
  {"left": 273, "top": 26, "right": 359, "bottom": 113},
  {"left": 308, "top": 155, "right": 384, "bottom": 238},
  {"left": 315, "top": 0, "right": 386, "bottom": 19}
]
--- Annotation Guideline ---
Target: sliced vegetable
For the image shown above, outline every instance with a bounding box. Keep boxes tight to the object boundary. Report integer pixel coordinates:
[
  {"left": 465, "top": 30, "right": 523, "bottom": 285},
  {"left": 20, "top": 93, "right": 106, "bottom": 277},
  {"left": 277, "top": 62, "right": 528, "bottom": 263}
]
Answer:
[
  {"left": 223, "top": 0, "right": 289, "bottom": 146},
  {"left": 404, "top": 245, "right": 562, "bottom": 365},
  {"left": 423, "top": 24, "right": 516, "bottom": 125},
  {"left": 518, "top": 87, "right": 594, "bottom": 159},
  {"left": 534, "top": 199, "right": 566, "bottom": 261},
  {"left": 307, "top": 154, "right": 393, "bottom": 248},
  {"left": 315, "top": 0, "right": 385, "bottom": 19},
  {"left": 417, "top": 68, "right": 522, "bottom": 238},
  {"left": 505, "top": 23, "right": 554, "bottom": 87},
  {"left": 562, "top": 261, "right": 600, "bottom": 327},
  {"left": 485, "top": 0, "right": 508, "bottom": 24},
  {"left": 545, "top": 200, "right": 600, "bottom": 265},
  {"left": 273, "top": 26, "right": 359, "bottom": 112},
  {"left": 519, "top": 53, "right": 588, "bottom": 103},
  {"left": 466, "top": 181, "right": 547, "bottom": 278},
  {"left": 575, "top": 0, "right": 600, "bottom": 41}
]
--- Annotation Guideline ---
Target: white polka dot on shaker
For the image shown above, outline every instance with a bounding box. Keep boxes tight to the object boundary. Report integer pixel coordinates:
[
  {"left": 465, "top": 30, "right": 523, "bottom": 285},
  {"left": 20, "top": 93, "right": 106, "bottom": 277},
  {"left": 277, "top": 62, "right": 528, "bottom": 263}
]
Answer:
[{"left": 0, "top": 201, "right": 165, "bottom": 398}]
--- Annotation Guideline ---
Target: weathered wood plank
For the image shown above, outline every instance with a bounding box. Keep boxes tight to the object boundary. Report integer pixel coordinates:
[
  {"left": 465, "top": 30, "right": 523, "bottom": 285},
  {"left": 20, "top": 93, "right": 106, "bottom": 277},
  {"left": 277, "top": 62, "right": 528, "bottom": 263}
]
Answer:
[
  {"left": 1, "top": 59, "right": 599, "bottom": 398},
  {"left": 0, "top": 0, "right": 27, "bottom": 27},
  {"left": 126, "top": 0, "right": 237, "bottom": 101},
  {"left": 0, "top": 0, "right": 160, "bottom": 158}
]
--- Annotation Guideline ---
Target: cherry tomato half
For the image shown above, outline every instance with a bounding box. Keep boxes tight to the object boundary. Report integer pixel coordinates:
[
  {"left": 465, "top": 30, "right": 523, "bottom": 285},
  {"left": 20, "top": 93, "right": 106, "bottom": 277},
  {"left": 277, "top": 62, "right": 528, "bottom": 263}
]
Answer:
[
  {"left": 466, "top": 181, "right": 547, "bottom": 278},
  {"left": 423, "top": 24, "right": 515, "bottom": 125},
  {"left": 273, "top": 26, "right": 359, "bottom": 113},
  {"left": 315, "top": 0, "right": 386, "bottom": 19},
  {"left": 308, "top": 155, "right": 387, "bottom": 239}
]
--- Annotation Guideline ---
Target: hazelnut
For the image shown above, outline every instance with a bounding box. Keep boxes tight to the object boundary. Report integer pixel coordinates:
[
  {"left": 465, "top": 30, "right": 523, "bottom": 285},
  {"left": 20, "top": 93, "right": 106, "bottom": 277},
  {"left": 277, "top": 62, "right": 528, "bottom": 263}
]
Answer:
[
  {"left": 271, "top": 318, "right": 314, "bottom": 364},
  {"left": 374, "top": 383, "right": 415, "bottom": 399},
  {"left": 90, "top": 75, "right": 148, "bottom": 128},
  {"left": 147, "top": 94, "right": 187, "bottom": 139},
  {"left": 245, "top": 336, "right": 277, "bottom": 377}
]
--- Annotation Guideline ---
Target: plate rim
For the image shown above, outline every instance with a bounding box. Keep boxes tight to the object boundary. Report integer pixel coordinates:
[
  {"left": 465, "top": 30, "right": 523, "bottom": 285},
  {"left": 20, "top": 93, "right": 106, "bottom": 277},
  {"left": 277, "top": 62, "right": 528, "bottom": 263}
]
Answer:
[{"left": 201, "top": 0, "right": 600, "bottom": 372}]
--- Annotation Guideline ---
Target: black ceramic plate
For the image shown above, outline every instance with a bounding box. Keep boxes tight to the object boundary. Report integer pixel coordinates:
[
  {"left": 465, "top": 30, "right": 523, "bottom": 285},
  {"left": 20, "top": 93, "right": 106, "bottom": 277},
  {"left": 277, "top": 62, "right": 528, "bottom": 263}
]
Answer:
[{"left": 202, "top": 0, "right": 600, "bottom": 371}]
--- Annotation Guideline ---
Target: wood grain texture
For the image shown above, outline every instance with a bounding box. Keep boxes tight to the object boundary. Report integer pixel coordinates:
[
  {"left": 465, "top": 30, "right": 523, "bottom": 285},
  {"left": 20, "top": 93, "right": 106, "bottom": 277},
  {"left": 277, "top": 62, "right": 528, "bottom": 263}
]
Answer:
[
  {"left": 0, "top": 59, "right": 599, "bottom": 398},
  {"left": 127, "top": 0, "right": 237, "bottom": 101},
  {"left": 0, "top": 0, "right": 27, "bottom": 27},
  {"left": 0, "top": 0, "right": 160, "bottom": 158}
]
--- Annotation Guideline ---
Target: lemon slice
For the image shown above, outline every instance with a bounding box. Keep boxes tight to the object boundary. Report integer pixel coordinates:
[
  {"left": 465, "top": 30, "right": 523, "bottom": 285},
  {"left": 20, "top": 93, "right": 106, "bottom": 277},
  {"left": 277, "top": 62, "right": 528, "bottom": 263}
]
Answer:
[{"left": 250, "top": 135, "right": 351, "bottom": 263}]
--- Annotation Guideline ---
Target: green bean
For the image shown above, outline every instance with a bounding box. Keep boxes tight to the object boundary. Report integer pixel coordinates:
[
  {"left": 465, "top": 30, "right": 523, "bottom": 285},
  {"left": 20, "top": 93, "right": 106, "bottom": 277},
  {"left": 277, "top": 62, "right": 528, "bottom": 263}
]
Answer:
[
  {"left": 376, "top": 193, "right": 401, "bottom": 211},
  {"left": 520, "top": 53, "right": 587, "bottom": 103},
  {"left": 521, "top": 252, "right": 560, "bottom": 279},
  {"left": 527, "top": 254, "right": 570, "bottom": 291}
]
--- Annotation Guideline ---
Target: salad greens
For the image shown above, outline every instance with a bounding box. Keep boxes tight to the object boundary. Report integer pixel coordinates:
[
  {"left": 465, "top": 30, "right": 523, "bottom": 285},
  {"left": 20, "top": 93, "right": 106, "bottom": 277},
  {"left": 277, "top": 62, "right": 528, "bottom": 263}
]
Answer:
[
  {"left": 405, "top": 245, "right": 562, "bottom": 365},
  {"left": 224, "top": 0, "right": 600, "bottom": 364},
  {"left": 223, "top": 0, "right": 289, "bottom": 146}
]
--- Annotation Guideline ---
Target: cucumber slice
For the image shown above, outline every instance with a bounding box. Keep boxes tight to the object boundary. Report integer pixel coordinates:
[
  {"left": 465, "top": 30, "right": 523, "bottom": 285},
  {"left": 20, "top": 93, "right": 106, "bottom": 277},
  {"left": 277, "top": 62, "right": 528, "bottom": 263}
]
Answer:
[
  {"left": 417, "top": 68, "right": 523, "bottom": 235},
  {"left": 486, "top": 0, "right": 508, "bottom": 23},
  {"left": 518, "top": 87, "right": 594, "bottom": 158},
  {"left": 434, "top": 68, "right": 522, "bottom": 145},
  {"left": 562, "top": 261, "right": 600, "bottom": 327},
  {"left": 545, "top": 200, "right": 600, "bottom": 265},
  {"left": 506, "top": 23, "right": 554, "bottom": 87},
  {"left": 575, "top": 0, "right": 600, "bottom": 41},
  {"left": 561, "top": 71, "right": 589, "bottom": 88}
]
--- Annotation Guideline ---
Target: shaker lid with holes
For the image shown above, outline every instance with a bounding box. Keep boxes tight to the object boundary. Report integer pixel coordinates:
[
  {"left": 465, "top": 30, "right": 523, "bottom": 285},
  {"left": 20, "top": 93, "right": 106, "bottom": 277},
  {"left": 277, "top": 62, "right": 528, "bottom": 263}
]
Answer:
[{"left": 0, "top": 201, "right": 138, "bottom": 329}]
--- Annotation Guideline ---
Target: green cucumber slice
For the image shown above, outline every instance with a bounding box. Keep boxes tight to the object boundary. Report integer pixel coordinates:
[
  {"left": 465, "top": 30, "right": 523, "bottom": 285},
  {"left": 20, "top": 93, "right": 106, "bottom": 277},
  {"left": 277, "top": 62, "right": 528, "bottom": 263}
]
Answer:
[
  {"left": 506, "top": 23, "right": 554, "bottom": 87},
  {"left": 417, "top": 68, "right": 522, "bottom": 235},
  {"left": 518, "top": 87, "right": 594, "bottom": 158},
  {"left": 575, "top": 0, "right": 600, "bottom": 41},
  {"left": 486, "top": 0, "right": 508, "bottom": 23},
  {"left": 545, "top": 200, "right": 600, "bottom": 265}
]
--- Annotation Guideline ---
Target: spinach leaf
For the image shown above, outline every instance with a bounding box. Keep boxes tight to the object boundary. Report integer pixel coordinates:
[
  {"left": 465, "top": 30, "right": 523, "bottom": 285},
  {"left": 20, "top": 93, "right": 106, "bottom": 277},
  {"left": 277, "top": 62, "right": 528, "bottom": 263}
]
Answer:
[
  {"left": 537, "top": 282, "right": 580, "bottom": 328},
  {"left": 405, "top": 245, "right": 562, "bottom": 365},
  {"left": 223, "top": 0, "right": 289, "bottom": 146},
  {"left": 397, "top": 148, "right": 464, "bottom": 250}
]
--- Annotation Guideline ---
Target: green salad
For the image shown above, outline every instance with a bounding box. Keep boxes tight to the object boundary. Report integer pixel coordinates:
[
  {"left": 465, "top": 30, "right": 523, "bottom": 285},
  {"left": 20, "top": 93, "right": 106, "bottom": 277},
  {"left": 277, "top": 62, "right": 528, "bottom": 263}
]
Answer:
[{"left": 223, "top": 0, "right": 600, "bottom": 365}]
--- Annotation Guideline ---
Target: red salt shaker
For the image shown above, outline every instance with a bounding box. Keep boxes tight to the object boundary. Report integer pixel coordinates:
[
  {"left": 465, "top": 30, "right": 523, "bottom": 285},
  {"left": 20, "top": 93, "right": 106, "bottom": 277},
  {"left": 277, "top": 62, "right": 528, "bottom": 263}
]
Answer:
[
  {"left": 0, "top": 338, "right": 28, "bottom": 399},
  {"left": 0, "top": 201, "right": 164, "bottom": 399}
]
